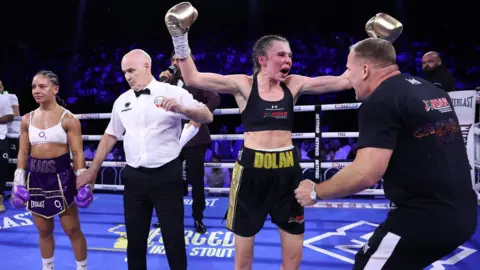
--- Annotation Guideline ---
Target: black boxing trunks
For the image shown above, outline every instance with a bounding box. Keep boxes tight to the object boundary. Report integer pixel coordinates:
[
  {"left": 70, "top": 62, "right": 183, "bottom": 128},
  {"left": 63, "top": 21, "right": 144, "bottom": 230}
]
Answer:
[
  {"left": 224, "top": 146, "right": 304, "bottom": 237},
  {"left": 26, "top": 153, "right": 77, "bottom": 218}
]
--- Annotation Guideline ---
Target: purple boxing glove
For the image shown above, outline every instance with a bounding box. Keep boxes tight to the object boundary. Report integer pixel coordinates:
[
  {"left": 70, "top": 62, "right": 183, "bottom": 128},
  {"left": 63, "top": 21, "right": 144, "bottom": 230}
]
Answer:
[
  {"left": 11, "top": 185, "right": 30, "bottom": 208},
  {"left": 74, "top": 184, "right": 93, "bottom": 208},
  {"left": 11, "top": 169, "right": 30, "bottom": 208}
]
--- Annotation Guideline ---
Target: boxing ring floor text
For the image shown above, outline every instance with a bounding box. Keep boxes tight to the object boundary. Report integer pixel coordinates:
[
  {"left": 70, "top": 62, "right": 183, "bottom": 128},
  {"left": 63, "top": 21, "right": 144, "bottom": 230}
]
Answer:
[{"left": 0, "top": 194, "right": 479, "bottom": 270}]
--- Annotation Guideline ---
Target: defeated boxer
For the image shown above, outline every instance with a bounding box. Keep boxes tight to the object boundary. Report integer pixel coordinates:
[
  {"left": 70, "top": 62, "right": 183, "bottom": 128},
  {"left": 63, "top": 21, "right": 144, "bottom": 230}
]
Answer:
[{"left": 11, "top": 70, "right": 91, "bottom": 270}]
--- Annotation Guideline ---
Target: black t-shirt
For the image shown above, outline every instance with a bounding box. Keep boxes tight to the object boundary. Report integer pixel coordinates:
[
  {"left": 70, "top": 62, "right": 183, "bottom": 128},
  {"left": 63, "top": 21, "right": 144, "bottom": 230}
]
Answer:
[
  {"left": 424, "top": 65, "right": 456, "bottom": 92},
  {"left": 357, "top": 74, "right": 477, "bottom": 235}
]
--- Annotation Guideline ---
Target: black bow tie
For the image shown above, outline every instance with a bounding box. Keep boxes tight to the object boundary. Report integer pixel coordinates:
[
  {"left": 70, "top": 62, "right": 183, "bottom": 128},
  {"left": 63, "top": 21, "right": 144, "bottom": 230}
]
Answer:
[{"left": 135, "top": 88, "right": 150, "bottom": 97}]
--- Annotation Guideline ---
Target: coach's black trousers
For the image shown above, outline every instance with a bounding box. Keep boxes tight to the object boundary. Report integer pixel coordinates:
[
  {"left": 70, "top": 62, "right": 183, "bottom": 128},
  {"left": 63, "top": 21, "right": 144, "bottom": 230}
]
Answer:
[
  {"left": 0, "top": 138, "right": 9, "bottom": 195},
  {"left": 353, "top": 216, "right": 476, "bottom": 270},
  {"left": 179, "top": 144, "right": 207, "bottom": 221},
  {"left": 123, "top": 158, "right": 187, "bottom": 270}
]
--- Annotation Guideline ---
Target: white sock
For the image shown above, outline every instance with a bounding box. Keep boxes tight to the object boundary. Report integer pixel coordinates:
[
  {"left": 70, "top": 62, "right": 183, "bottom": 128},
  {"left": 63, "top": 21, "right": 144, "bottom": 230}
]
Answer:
[
  {"left": 42, "top": 257, "right": 54, "bottom": 270},
  {"left": 76, "top": 259, "right": 87, "bottom": 270}
]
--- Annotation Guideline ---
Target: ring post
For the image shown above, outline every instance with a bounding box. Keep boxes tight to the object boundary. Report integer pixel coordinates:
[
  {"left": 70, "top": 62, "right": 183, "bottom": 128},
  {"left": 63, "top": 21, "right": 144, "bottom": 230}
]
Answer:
[{"left": 314, "top": 105, "right": 322, "bottom": 182}]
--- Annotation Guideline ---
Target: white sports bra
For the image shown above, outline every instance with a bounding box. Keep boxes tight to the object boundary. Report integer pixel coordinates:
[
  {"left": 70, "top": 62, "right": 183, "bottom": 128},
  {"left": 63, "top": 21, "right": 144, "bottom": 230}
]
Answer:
[{"left": 29, "top": 109, "right": 69, "bottom": 145}]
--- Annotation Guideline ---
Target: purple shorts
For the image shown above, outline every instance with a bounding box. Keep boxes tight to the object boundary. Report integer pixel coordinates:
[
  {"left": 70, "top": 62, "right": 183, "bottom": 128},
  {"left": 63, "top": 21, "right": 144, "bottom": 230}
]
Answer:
[{"left": 26, "top": 153, "right": 77, "bottom": 219}]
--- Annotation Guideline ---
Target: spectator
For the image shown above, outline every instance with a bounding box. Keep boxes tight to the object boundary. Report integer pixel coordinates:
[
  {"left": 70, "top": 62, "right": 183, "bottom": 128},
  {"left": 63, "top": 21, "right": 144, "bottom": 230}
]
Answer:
[
  {"left": 205, "top": 156, "right": 230, "bottom": 188},
  {"left": 421, "top": 51, "right": 456, "bottom": 92}
]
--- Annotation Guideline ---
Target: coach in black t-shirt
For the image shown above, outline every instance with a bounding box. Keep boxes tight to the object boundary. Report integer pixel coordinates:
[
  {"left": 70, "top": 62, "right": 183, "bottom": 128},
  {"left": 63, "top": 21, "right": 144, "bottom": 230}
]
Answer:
[{"left": 295, "top": 37, "right": 478, "bottom": 269}]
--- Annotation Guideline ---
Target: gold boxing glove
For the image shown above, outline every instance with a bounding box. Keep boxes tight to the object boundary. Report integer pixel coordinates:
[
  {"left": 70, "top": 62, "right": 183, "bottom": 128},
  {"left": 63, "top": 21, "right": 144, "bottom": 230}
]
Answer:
[
  {"left": 165, "top": 2, "right": 198, "bottom": 59},
  {"left": 165, "top": 2, "right": 198, "bottom": 37},
  {"left": 365, "top": 13, "right": 403, "bottom": 43}
]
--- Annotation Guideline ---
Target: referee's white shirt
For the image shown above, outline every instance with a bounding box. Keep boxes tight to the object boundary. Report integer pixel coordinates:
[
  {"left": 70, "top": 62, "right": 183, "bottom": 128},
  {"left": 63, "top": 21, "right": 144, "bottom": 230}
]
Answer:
[
  {"left": 105, "top": 78, "right": 206, "bottom": 168},
  {"left": 0, "top": 94, "right": 13, "bottom": 140}
]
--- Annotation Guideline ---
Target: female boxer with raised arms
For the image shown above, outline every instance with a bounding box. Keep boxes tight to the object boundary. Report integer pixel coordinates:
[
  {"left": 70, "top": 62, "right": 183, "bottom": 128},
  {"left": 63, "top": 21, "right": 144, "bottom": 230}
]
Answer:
[{"left": 165, "top": 3, "right": 352, "bottom": 270}]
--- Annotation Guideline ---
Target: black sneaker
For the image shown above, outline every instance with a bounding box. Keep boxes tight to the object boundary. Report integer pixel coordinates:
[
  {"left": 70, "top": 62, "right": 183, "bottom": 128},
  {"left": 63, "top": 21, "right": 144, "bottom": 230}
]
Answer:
[{"left": 194, "top": 219, "right": 207, "bottom": 234}]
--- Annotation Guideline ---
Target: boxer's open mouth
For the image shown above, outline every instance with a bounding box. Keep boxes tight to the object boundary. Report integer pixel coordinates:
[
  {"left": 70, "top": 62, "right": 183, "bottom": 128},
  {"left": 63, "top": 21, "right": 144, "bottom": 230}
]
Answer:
[{"left": 280, "top": 68, "right": 290, "bottom": 75}]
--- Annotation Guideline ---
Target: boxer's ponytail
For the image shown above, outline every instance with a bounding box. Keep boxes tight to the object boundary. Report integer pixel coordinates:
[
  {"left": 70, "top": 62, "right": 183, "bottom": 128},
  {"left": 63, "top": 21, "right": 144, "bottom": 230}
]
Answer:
[{"left": 56, "top": 95, "right": 66, "bottom": 108}]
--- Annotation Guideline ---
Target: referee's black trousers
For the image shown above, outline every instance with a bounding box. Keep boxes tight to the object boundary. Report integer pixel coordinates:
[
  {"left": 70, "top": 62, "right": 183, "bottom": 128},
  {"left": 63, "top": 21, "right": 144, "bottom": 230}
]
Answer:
[{"left": 123, "top": 158, "right": 187, "bottom": 270}]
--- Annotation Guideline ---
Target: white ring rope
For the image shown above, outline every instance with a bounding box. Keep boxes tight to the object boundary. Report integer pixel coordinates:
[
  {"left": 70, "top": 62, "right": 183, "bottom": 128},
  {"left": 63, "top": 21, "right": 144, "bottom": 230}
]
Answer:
[
  {"left": 7, "top": 132, "right": 359, "bottom": 140},
  {"left": 6, "top": 158, "right": 384, "bottom": 196},
  {"left": 5, "top": 159, "right": 384, "bottom": 195},
  {"left": 9, "top": 103, "right": 362, "bottom": 121},
  {"left": 7, "top": 158, "right": 351, "bottom": 169},
  {"left": 5, "top": 102, "right": 386, "bottom": 197}
]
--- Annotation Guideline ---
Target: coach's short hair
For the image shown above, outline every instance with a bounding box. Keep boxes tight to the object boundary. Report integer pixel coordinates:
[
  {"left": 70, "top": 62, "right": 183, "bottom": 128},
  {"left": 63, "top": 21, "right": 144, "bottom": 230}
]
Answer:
[{"left": 349, "top": 38, "right": 397, "bottom": 66}]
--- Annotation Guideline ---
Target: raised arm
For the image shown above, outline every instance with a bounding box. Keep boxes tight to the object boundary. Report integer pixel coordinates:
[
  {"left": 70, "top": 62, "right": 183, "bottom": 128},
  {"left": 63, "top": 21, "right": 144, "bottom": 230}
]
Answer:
[
  {"left": 63, "top": 114, "right": 86, "bottom": 172},
  {"left": 290, "top": 71, "right": 351, "bottom": 95},
  {"left": 165, "top": 3, "right": 244, "bottom": 95},
  {"left": 179, "top": 56, "right": 243, "bottom": 94}
]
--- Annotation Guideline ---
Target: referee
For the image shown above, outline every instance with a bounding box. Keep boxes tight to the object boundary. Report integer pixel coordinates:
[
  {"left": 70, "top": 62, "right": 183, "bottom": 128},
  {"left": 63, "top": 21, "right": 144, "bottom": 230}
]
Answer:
[
  {"left": 76, "top": 49, "right": 213, "bottom": 270},
  {"left": 295, "top": 38, "right": 477, "bottom": 269}
]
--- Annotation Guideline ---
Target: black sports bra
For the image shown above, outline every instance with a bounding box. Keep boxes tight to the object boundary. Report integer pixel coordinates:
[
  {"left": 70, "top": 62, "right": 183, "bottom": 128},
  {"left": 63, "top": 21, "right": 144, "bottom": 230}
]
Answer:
[{"left": 241, "top": 74, "right": 294, "bottom": 132}]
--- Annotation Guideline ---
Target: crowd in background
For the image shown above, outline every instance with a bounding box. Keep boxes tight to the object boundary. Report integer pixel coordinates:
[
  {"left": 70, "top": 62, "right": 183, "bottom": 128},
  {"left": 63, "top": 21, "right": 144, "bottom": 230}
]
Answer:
[{"left": 3, "top": 31, "right": 480, "bottom": 188}]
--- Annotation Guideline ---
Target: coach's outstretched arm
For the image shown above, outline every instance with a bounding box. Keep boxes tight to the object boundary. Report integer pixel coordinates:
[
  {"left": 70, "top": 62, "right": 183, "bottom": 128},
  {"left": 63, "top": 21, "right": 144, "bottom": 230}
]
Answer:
[
  {"left": 295, "top": 95, "right": 399, "bottom": 205},
  {"left": 296, "top": 147, "right": 391, "bottom": 205}
]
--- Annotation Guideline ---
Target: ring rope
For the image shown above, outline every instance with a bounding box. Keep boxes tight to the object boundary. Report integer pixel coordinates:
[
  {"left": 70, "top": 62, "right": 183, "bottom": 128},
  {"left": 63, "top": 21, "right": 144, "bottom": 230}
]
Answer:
[
  {"left": 5, "top": 159, "right": 384, "bottom": 195},
  {"left": 7, "top": 158, "right": 351, "bottom": 169},
  {"left": 9, "top": 103, "right": 362, "bottom": 121},
  {"left": 6, "top": 132, "right": 359, "bottom": 140},
  {"left": 5, "top": 102, "right": 384, "bottom": 197}
]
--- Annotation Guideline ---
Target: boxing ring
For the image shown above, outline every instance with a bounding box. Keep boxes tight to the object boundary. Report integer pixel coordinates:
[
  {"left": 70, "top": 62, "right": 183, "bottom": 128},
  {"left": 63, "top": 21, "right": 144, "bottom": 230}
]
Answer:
[{"left": 1, "top": 100, "right": 480, "bottom": 269}]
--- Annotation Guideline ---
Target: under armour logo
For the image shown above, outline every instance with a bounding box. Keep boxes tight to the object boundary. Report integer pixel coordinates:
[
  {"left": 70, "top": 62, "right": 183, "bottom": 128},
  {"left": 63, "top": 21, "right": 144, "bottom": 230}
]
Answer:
[
  {"left": 272, "top": 105, "right": 278, "bottom": 109},
  {"left": 2, "top": 153, "right": 8, "bottom": 159}
]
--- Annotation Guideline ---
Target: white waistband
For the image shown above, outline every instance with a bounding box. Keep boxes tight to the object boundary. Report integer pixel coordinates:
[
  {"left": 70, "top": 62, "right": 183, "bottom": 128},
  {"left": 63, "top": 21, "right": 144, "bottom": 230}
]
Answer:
[{"left": 251, "top": 145, "right": 294, "bottom": 152}]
